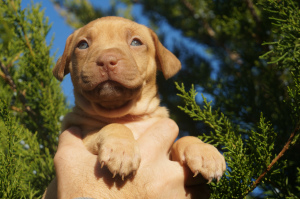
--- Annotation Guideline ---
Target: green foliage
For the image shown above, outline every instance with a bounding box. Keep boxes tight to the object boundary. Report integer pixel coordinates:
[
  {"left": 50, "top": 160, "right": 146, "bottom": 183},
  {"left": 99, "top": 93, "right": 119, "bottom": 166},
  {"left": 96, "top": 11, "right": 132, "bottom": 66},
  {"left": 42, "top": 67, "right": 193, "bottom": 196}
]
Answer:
[
  {"left": 0, "top": 100, "right": 54, "bottom": 198},
  {"left": 176, "top": 83, "right": 284, "bottom": 198},
  {"left": 175, "top": 0, "right": 300, "bottom": 197},
  {"left": 260, "top": 0, "right": 300, "bottom": 67},
  {"left": 297, "top": 168, "right": 300, "bottom": 192},
  {"left": 0, "top": 0, "right": 68, "bottom": 197},
  {"left": 260, "top": 0, "right": 300, "bottom": 124},
  {"left": 0, "top": 101, "right": 27, "bottom": 198},
  {"left": 1, "top": 0, "right": 68, "bottom": 153}
]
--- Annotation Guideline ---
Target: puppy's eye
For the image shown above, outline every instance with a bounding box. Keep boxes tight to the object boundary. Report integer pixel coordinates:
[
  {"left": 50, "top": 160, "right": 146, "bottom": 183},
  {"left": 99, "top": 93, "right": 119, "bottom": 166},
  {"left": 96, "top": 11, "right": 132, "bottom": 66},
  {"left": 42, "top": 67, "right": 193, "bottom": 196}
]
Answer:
[
  {"left": 77, "top": 41, "right": 89, "bottom": 49},
  {"left": 130, "top": 39, "right": 143, "bottom": 46}
]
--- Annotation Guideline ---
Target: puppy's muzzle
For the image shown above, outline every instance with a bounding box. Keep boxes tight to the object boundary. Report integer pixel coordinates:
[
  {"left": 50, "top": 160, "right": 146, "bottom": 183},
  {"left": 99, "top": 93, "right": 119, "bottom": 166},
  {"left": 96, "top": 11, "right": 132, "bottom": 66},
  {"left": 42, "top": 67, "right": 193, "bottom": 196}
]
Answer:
[
  {"left": 80, "top": 48, "right": 143, "bottom": 109},
  {"left": 96, "top": 51, "right": 119, "bottom": 72}
]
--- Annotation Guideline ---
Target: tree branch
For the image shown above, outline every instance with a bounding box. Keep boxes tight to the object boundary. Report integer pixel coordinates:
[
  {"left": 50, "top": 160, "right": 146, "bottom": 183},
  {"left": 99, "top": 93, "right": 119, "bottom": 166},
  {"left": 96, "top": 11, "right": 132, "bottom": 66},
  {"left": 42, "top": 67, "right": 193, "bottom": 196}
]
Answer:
[
  {"left": 239, "top": 123, "right": 300, "bottom": 198},
  {"left": 245, "top": 0, "right": 261, "bottom": 24},
  {"left": 0, "top": 61, "right": 35, "bottom": 115},
  {"left": 11, "top": 2, "right": 35, "bottom": 59},
  {"left": 0, "top": 61, "right": 17, "bottom": 91},
  {"left": 180, "top": 0, "right": 215, "bottom": 38},
  {"left": 180, "top": 0, "right": 243, "bottom": 65},
  {"left": 245, "top": 0, "right": 267, "bottom": 47}
]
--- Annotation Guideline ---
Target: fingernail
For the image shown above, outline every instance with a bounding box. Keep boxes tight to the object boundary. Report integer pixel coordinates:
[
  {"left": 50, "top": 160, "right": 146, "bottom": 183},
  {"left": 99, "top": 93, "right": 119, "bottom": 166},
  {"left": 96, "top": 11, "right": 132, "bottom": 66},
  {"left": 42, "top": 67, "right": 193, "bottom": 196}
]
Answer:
[
  {"left": 207, "top": 178, "right": 212, "bottom": 184},
  {"left": 101, "top": 161, "right": 105, "bottom": 168},
  {"left": 193, "top": 171, "right": 199, "bottom": 177},
  {"left": 112, "top": 171, "right": 117, "bottom": 178}
]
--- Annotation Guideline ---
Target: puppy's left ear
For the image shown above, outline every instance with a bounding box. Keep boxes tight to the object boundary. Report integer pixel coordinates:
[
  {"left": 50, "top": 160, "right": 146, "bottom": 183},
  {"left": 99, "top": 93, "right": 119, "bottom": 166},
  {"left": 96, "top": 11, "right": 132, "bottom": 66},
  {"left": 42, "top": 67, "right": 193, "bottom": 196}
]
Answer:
[
  {"left": 149, "top": 29, "right": 181, "bottom": 79},
  {"left": 150, "top": 29, "right": 181, "bottom": 80}
]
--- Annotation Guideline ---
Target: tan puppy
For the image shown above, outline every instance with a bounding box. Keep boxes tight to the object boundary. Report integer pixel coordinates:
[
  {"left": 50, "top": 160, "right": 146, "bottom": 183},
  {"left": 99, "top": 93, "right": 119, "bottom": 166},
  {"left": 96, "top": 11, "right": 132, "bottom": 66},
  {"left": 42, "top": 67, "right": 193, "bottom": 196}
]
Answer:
[{"left": 45, "top": 16, "right": 225, "bottom": 197}]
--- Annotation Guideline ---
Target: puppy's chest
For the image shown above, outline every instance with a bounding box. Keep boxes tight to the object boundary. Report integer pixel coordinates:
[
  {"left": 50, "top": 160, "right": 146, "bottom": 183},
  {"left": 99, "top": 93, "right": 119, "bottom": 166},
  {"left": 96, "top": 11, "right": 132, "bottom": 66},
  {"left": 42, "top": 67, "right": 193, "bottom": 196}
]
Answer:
[
  {"left": 123, "top": 117, "right": 161, "bottom": 140},
  {"left": 82, "top": 117, "right": 161, "bottom": 141}
]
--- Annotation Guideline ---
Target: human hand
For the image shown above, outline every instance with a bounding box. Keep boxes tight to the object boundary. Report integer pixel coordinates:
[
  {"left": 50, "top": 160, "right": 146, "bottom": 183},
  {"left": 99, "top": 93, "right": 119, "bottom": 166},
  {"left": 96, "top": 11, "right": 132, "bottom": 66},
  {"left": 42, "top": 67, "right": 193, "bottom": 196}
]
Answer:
[{"left": 54, "top": 118, "right": 210, "bottom": 199}]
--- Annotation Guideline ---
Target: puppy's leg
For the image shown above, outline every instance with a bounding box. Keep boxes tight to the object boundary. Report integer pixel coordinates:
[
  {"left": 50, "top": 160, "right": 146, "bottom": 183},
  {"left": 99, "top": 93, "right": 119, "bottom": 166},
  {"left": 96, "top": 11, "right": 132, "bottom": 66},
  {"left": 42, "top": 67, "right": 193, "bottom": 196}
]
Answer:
[
  {"left": 171, "top": 136, "right": 226, "bottom": 184},
  {"left": 84, "top": 124, "right": 141, "bottom": 180}
]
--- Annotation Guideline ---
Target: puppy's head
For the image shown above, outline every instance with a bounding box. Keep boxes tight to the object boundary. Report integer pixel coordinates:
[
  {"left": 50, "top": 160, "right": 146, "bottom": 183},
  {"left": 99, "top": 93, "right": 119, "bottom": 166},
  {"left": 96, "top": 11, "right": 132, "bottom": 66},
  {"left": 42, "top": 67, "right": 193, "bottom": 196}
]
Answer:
[{"left": 53, "top": 16, "right": 181, "bottom": 118}]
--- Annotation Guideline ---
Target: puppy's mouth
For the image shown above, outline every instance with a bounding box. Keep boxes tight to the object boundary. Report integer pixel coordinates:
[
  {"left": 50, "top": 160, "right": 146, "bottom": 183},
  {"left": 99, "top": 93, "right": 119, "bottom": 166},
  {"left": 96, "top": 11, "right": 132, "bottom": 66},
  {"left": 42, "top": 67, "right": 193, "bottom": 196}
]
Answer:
[{"left": 82, "top": 80, "right": 142, "bottom": 109}]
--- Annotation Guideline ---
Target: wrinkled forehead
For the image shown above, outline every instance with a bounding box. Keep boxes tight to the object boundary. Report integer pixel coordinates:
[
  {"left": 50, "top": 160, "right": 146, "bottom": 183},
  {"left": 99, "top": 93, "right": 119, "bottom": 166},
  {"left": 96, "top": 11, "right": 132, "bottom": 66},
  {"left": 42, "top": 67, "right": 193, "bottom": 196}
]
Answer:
[{"left": 75, "top": 17, "right": 151, "bottom": 41}]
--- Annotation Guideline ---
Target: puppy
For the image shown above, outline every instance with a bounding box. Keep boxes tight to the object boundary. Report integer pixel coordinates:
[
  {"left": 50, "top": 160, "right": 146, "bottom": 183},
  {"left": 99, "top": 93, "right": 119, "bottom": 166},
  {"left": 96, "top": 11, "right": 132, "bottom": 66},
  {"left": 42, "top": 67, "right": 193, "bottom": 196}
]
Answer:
[{"left": 45, "top": 16, "right": 225, "bottom": 197}]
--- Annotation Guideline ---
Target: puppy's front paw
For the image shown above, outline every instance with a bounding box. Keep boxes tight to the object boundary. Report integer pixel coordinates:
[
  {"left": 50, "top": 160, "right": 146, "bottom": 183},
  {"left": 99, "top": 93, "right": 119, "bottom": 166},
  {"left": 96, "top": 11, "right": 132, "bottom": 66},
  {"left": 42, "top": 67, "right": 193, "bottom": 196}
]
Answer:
[
  {"left": 98, "top": 137, "right": 141, "bottom": 180},
  {"left": 172, "top": 136, "right": 226, "bottom": 183}
]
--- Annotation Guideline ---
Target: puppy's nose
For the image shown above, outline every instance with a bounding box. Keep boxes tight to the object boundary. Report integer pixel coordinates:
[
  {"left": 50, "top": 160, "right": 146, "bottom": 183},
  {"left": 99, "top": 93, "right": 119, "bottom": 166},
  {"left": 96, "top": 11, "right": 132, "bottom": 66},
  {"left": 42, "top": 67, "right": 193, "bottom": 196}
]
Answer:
[{"left": 96, "top": 54, "right": 118, "bottom": 71}]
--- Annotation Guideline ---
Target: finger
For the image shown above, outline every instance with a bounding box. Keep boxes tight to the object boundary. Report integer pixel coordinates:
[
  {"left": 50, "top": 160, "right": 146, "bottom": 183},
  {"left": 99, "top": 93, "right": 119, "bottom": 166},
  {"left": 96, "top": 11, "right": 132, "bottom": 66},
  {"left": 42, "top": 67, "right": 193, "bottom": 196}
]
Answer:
[
  {"left": 162, "top": 161, "right": 209, "bottom": 199},
  {"left": 138, "top": 118, "right": 179, "bottom": 156},
  {"left": 57, "top": 126, "right": 84, "bottom": 150}
]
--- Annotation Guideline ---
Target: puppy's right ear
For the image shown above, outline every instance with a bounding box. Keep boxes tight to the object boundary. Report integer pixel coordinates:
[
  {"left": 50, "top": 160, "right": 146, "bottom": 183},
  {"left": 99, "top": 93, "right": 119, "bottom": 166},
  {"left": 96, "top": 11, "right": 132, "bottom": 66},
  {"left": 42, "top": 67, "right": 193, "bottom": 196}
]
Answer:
[{"left": 53, "top": 34, "right": 74, "bottom": 81}]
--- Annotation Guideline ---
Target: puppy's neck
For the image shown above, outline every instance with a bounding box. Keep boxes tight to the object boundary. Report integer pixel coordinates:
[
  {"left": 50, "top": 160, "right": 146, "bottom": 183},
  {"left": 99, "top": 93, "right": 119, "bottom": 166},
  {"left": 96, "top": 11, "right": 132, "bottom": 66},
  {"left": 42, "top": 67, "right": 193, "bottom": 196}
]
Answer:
[
  {"left": 61, "top": 102, "right": 169, "bottom": 132},
  {"left": 74, "top": 103, "right": 169, "bottom": 123}
]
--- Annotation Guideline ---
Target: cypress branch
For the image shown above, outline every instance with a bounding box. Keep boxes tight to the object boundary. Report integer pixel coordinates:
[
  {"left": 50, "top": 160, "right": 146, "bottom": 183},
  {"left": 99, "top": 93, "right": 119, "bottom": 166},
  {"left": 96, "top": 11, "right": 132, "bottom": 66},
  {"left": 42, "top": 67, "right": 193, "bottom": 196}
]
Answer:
[{"left": 240, "top": 123, "right": 300, "bottom": 198}]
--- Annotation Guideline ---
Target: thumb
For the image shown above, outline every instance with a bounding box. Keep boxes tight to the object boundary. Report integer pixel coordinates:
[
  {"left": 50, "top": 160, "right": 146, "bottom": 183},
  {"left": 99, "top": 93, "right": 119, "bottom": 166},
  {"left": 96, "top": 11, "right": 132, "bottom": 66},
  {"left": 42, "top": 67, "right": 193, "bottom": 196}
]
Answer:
[{"left": 138, "top": 118, "right": 179, "bottom": 157}]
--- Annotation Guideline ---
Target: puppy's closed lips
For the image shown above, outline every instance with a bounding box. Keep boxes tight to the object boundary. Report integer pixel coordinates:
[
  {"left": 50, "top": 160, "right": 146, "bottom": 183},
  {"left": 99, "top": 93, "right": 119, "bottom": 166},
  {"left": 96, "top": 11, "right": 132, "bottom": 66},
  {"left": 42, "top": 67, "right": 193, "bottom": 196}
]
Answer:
[
  {"left": 82, "top": 80, "right": 142, "bottom": 109},
  {"left": 79, "top": 65, "right": 143, "bottom": 91}
]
